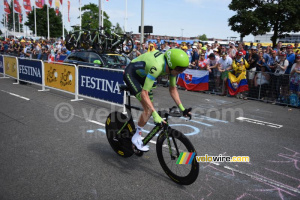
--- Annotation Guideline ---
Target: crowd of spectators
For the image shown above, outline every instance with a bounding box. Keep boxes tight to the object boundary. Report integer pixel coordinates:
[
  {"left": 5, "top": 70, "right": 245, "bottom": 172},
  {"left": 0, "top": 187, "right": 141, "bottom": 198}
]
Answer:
[
  {"left": 130, "top": 39, "right": 300, "bottom": 105},
  {"left": 0, "top": 37, "right": 70, "bottom": 61},
  {"left": 1, "top": 36, "right": 300, "bottom": 105}
]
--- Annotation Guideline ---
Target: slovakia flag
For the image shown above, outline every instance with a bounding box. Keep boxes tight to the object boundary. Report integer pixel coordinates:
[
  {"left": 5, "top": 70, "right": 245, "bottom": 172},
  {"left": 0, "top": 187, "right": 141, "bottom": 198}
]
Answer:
[{"left": 177, "top": 69, "right": 209, "bottom": 91}]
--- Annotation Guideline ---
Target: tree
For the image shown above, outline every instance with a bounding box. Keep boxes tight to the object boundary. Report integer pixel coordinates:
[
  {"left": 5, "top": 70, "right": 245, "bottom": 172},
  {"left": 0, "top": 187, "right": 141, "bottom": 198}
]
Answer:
[
  {"left": 198, "top": 34, "right": 208, "bottom": 41},
  {"left": 228, "top": 0, "right": 300, "bottom": 47},
  {"left": 1, "top": 1, "right": 23, "bottom": 32},
  {"left": 115, "top": 23, "right": 124, "bottom": 34},
  {"left": 81, "top": 3, "right": 112, "bottom": 32},
  {"left": 25, "top": 5, "right": 63, "bottom": 37}
]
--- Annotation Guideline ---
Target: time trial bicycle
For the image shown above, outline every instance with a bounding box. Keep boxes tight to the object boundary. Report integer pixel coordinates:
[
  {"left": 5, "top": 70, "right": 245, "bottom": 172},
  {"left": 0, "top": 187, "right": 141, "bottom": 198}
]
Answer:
[{"left": 105, "top": 85, "right": 199, "bottom": 185}]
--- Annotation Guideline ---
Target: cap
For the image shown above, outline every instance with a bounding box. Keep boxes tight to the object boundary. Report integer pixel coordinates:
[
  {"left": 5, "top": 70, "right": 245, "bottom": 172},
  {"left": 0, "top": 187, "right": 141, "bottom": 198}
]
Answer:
[
  {"left": 202, "top": 47, "right": 207, "bottom": 51},
  {"left": 208, "top": 53, "right": 215, "bottom": 58},
  {"left": 287, "top": 44, "right": 294, "bottom": 49},
  {"left": 237, "top": 51, "right": 243, "bottom": 56},
  {"left": 272, "top": 50, "right": 277, "bottom": 54},
  {"left": 192, "top": 46, "right": 197, "bottom": 49},
  {"left": 213, "top": 48, "right": 218, "bottom": 52},
  {"left": 251, "top": 46, "right": 257, "bottom": 50},
  {"left": 230, "top": 42, "right": 235, "bottom": 45},
  {"left": 20, "top": 40, "right": 26, "bottom": 43},
  {"left": 181, "top": 46, "right": 188, "bottom": 50},
  {"left": 207, "top": 44, "right": 211, "bottom": 47}
]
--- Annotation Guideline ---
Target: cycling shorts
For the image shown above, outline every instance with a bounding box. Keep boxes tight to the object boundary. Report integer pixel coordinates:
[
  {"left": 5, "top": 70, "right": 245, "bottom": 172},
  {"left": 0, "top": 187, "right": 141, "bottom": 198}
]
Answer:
[{"left": 123, "top": 61, "right": 153, "bottom": 101}]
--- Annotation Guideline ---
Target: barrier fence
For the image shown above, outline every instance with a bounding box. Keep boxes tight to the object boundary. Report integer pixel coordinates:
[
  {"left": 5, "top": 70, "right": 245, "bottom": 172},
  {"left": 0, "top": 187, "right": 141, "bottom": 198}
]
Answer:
[
  {"left": 157, "top": 69, "right": 300, "bottom": 108},
  {"left": 1, "top": 54, "right": 299, "bottom": 108},
  {"left": 0, "top": 55, "right": 125, "bottom": 109}
]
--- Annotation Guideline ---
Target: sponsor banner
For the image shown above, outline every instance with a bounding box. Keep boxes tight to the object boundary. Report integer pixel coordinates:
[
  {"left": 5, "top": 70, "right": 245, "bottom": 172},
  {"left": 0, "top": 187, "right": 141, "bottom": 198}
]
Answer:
[
  {"left": 44, "top": 62, "right": 75, "bottom": 93},
  {"left": 79, "top": 67, "right": 124, "bottom": 105},
  {"left": 4, "top": 56, "right": 18, "bottom": 78},
  {"left": 0, "top": 56, "right": 3, "bottom": 73},
  {"left": 18, "top": 59, "right": 43, "bottom": 84}
]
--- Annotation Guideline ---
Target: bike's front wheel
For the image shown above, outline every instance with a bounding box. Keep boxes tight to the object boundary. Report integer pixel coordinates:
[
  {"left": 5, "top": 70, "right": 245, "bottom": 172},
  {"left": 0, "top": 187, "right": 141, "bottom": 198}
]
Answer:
[{"left": 156, "top": 128, "right": 199, "bottom": 185}]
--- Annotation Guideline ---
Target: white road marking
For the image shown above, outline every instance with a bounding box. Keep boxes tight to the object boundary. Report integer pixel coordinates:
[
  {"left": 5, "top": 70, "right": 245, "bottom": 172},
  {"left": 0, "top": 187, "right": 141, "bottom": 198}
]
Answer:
[
  {"left": 236, "top": 117, "right": 283, "bottom": 128},
  {"left": 193, "top": 115, "right": 229, "bottom": 123},
  {"left": 88, "top": 120, "right": 105, "bottom": 127},
  {"left": 1, "top": 90, "right": 30, "bottom": 101}
]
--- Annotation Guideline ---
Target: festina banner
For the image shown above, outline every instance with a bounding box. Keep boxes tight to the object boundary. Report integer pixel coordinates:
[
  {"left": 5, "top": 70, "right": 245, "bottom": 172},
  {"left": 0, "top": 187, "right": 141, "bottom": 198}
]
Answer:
[
  {"left": 79, "top": 67, "right": 124, "bottom": 105},
  {"left": 18, "top": 59, "right": 43, "bottom": 84},
  {"left": 4, "top": 0, "right": 11, "bottom": 14}
]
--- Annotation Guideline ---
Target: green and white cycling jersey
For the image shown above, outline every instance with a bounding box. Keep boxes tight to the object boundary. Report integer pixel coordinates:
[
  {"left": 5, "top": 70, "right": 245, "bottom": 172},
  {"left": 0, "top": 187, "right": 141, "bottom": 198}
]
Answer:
[{"left": 130, "top": 50, "right": 177, "bottom": 91}]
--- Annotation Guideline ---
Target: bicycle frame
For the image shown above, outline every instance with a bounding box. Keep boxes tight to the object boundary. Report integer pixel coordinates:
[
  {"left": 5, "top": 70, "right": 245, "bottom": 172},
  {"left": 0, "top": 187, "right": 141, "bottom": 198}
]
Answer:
[
  {"left": 68, "top": 30, "right": 85, "bottom": 47},
  {"left": 118, "top": 90, "right": 180, "bottom": 157}
]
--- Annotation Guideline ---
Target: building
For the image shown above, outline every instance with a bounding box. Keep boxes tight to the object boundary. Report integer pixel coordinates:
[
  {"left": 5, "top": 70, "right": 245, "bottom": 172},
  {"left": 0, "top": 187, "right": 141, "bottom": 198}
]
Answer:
[{"left": 254, "top": 32, "right": 300, "bottom": 43}]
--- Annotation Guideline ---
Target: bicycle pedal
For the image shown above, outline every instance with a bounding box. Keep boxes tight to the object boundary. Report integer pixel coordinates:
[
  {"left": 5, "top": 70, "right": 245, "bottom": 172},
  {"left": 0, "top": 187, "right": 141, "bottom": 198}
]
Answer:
[{"left": 132, "top": 145, "right": 141, "bottom": 153}]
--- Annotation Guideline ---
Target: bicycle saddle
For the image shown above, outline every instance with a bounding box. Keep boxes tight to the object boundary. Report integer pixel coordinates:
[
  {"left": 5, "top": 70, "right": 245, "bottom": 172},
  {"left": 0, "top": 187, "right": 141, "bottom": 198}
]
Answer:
[{"left": 119, "top": 84, "right": 129, "bottom": 91}]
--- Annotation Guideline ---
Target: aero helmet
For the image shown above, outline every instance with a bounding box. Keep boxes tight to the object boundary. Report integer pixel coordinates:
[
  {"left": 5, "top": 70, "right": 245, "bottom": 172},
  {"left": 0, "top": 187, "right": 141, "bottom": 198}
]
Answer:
[{"left": 164, "top": 49, "right": 189, "bottom": 70}]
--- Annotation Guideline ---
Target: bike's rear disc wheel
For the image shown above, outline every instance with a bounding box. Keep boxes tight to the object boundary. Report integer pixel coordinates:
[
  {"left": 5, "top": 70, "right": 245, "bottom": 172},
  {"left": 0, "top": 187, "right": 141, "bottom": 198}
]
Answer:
[
  {"left": 156, "top": 128, "right": 199, "bottom": 185},
  {"left": 106, "top": 112, "right": 135, "bottom": 157},
  {"left": 121, "top": 37, "right": 134, "bottom": 54}
]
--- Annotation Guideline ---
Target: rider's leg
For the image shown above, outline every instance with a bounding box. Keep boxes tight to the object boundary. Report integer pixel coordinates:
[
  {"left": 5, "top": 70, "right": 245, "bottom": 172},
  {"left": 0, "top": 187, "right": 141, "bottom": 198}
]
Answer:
[
  {"left": 123, "top": 62, "right": 151, "bottom": 151},
  {"left": 131, "top": 92, "right": 154, "bottom": 151}
]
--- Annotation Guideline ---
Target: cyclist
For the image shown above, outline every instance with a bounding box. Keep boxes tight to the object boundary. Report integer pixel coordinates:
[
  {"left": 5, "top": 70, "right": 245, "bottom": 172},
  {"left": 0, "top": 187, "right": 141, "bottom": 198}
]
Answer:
[{"left": 123, "top": 49, "right": 191, "bottom": 152}]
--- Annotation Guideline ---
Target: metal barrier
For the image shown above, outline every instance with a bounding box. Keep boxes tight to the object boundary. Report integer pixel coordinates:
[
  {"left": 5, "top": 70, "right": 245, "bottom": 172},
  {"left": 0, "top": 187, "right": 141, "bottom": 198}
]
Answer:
[
  {"left": 0, "top": 55, "right": 125, "bottom": 110},
  {"left": 174, "top": 68, "right": 299, "bottom": 108},
  {"left": 1, "top": 54, "right": 299, "bottom": 108}
]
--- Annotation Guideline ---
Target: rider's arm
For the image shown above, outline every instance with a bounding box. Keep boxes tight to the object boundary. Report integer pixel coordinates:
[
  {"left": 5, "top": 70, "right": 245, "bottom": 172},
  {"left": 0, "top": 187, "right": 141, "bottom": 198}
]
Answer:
[
  {"left": 169, "top": 75, "right": 185, "bottom": 111},
  {"left": 142, "top": 67, "right": 165, "bottom": 123},
  {"left": 140, "top": 89, "right": 155, "bottom": 112}
]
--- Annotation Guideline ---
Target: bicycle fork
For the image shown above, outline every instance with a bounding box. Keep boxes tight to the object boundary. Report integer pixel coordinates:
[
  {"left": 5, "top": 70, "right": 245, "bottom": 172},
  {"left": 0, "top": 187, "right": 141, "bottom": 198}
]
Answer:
[{"left": 164, "top": 128, "right": 180, "bottom": 160}]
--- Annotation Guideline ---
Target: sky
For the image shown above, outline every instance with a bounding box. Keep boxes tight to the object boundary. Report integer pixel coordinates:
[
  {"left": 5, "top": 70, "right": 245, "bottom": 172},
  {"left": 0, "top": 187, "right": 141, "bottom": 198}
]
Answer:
[{"left": 0, "top": 0, "right": 254, "bottom": 41}]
